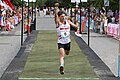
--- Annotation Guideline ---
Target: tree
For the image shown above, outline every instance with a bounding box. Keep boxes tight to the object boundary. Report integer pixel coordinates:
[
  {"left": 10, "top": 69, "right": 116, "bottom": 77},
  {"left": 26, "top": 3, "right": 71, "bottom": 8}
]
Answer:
[
  {"left": 93, "top": 0, "right": 119, "bottom": 11},
  {"left": 109, "top": 0, "right": 119, "bottom": 11},
  {"left": 10, "top": 0, "right": 119, "bottom": 11},
  {"left": 36, "top": 0, "right": 47, "bottom": 7},
  {"left": 45, "top": 0, "right": 55, "bottom": 7},
  {"left": 44, "top": 0, "right": 74, "bottom": 8},
  {"left": 11, "top": 0, "right": 22, "bottom": 7}
]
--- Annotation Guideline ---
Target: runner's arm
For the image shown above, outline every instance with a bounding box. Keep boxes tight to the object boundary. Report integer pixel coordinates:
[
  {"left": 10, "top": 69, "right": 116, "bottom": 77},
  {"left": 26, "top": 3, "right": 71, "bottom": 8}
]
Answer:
[
  {"left": 68, "top": 20, "right": 79, "bottom": 30},
  {"left": 54, "top": 7, "right": 59, "bottom": 24}
]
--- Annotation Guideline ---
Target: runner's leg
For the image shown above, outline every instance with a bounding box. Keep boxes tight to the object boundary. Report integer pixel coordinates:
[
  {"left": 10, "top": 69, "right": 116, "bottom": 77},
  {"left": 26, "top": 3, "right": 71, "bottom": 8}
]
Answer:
[{"left": 59, "top": 48, "right": 65, "bottom": 74}]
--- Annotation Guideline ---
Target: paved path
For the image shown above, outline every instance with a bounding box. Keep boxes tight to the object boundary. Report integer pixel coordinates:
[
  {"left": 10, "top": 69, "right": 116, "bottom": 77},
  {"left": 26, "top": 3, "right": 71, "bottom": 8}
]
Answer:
[
  {"left": 36, "top": 11, "right": 55, "bottom": 30},
  {"left": 0, "top": 24, "right": 27, "bottom": 78},
  {"left": 80, "top": 32, "right": 119, "bottom": 76}
]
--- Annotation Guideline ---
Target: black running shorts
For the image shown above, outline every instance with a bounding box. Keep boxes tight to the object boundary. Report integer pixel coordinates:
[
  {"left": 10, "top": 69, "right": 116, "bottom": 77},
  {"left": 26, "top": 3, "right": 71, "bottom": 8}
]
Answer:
[{"left": 58, "top": 42, "right": 71, "bottom": 51}]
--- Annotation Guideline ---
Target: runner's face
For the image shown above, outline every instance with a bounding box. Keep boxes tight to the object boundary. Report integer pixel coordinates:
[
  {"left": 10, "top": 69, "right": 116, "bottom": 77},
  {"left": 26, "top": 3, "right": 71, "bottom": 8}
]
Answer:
[{"left": 59, "top": 14, "right": 65, "bottom": 22}]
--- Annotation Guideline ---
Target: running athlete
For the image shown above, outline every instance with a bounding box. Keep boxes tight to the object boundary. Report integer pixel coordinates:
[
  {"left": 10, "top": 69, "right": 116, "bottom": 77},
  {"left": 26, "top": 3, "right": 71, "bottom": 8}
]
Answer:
[{"left": 54, "top": 7, "right": 79, "bottom": 75}]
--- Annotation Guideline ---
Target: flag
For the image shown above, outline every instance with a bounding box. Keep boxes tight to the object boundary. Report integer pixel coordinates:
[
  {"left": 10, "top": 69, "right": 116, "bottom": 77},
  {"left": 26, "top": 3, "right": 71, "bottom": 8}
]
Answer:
[
  {"left": 0, "top": 1, "right": 4, "bottom": 8},
  {"left": 3, "top": 0, "right": 14, "bottom": 10}
]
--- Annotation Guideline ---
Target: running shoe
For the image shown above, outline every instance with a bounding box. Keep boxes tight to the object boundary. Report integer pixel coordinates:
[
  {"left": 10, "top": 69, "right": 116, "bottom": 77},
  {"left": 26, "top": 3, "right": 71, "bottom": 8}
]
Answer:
[{"left": 59, "top": 66, "right": 64, "bottom": 75}]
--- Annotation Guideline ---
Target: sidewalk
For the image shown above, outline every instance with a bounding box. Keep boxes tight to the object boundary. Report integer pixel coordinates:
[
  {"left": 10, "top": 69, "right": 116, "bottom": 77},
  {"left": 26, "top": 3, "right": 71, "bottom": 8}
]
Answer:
[
  {"left": 80, "top": 32, "right": 119, "bottom": 76},
  {"left": 0, "top": 24, "right": 27, "bottom": 78}
]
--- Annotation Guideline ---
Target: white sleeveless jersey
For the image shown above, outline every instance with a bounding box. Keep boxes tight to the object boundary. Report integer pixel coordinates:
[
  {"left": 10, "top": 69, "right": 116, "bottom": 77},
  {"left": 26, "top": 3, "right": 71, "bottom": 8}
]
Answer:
[{"left": 57, "top": 20, "right": 71, "bottom": 44}]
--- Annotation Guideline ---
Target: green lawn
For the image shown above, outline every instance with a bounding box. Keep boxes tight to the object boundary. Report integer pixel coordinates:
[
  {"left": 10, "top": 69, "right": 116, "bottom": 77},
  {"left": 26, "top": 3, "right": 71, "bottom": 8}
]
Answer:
[{"left": 19, "top": 30, "right": 98, "bottom": 80}]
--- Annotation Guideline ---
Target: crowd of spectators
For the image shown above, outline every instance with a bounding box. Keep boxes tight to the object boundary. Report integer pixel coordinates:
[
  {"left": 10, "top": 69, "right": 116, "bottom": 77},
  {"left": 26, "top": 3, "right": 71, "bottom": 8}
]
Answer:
[
  {"left": 65, "top": 7, "right": 119, "bottom": 37},
  {"left": 0, "top": 5, "right": 34, "bottom": 34},
  {"left": 1, "top": 2, "right": 119, "bottom": 38},
  {"left": 0, "top": 5, "right": 22, "bottom": 31}
]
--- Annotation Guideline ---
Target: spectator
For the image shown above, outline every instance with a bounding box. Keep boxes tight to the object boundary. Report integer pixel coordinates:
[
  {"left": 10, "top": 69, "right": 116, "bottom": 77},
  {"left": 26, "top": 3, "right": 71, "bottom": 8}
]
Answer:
[
  {"left": 43, "top": 7, "right": 47, "bottom": 16},
  {"left": 96, "top": 14, "right": 101, "bottom": 33},
  {"left": 103, "top": 16, "right": 108, "bottom": 34},
  {"left": 111, "top": 16, "right": 115, "bottom": 23}
]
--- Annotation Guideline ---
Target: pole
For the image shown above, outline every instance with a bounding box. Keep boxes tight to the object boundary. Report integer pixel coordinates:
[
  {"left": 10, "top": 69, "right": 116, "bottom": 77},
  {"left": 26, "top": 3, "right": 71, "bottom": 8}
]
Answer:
[
  {"left": 75, "top": 1, "right": 76, "bottom": 21},
  {"left": 118, "top": 0, "right": 120, "bottom": 76},
  {"left": 34, "top": 0, "right": 36, "bottom": 30},
  {"left": 79, "top": 0, "right": 82, "bottom": 34},
  {"left": 70, "top": 7, "right": 72, "bottom": 19},
  {"left": 118, "top": 0, "right": 120, "bottom": 77},
  {"left": 88, "top": 0, "right": 90, "bottom": 46},
  {"left": 32, "top": 1, "right": 33, "bottom": 22},
  {"left": 21, "top": 0, "right": 24, "bottom": 45},
  {"left": 118, "top": 31, "right": 120, "bottom": 77},
  {"left": 27, "top": 0, "right": 30, "bottom": 36}
]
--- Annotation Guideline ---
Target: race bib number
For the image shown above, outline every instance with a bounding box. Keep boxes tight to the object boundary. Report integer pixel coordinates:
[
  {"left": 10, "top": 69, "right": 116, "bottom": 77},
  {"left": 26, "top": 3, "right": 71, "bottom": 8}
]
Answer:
[{"left": 61, "top": 31, "right": 70, "bottom": 39}]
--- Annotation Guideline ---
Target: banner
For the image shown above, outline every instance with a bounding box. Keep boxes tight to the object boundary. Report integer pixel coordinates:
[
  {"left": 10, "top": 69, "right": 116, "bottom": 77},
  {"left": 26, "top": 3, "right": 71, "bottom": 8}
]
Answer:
[
  {"left": 4, "top": 0, "right": 14, "bottom": 10},
  {"left": 107, "top": 23, "right": 119, "bottom": 39},
  {"left": 0, "top": 0, "right": 4, "bottom": 8}
]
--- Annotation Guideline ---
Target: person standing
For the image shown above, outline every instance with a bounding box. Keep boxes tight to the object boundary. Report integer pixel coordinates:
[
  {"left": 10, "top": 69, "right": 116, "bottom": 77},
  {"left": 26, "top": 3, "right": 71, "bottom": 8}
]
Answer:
[
  {"left": 43, "top": 7, "right": 47, "bottom": 16},
  {"left": 104, "top": 16, "right": 108, "bottom": 34},
  {"left": 54, "top": 5, "right": 79, "bottom": 75}
]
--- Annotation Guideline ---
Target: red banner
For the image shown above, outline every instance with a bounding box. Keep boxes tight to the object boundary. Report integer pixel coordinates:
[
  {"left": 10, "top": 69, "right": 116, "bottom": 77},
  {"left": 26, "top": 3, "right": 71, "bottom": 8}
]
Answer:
[{"left": 3, "top": 0, "right": 14, "bottom": 10}]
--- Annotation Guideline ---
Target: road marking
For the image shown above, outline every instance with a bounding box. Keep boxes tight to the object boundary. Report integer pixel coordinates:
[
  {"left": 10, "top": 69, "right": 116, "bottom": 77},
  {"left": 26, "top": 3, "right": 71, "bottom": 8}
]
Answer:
[{"left": 19, "top": 77, "right": 99, "bottom": 80}]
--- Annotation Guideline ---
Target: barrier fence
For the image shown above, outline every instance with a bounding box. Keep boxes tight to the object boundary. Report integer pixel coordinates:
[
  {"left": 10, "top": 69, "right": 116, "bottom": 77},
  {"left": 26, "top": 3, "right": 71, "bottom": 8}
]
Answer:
[{"left": 107, "top": 23, "right": 119, "bottom": 39}]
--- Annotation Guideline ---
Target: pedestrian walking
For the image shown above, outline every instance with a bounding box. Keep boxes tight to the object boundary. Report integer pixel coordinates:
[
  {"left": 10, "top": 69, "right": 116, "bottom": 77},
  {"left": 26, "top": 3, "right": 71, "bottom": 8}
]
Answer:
[{"left": 54, "top": 5, "right": 79, "bottom": 75}]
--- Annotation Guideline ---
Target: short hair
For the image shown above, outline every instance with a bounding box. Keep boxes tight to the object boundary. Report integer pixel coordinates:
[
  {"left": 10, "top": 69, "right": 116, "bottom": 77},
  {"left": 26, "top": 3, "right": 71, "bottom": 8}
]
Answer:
[{"left": 58, "top": 10, "right": 66, "bottom": 16}]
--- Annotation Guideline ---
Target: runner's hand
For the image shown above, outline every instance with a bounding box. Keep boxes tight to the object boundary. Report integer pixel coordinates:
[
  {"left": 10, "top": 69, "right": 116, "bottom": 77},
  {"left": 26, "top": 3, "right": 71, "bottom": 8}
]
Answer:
[{"left": 76, "top": 29, "right": 80, "bottom": 34}]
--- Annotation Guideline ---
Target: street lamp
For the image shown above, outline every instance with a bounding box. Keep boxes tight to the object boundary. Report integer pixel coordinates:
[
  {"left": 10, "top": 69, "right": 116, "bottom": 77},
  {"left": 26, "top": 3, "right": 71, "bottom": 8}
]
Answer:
[
  {"left": 31, "top": 0, "right": 36, "bottom": 30},
  {"left": 32, "top": 0, "right": 34, "bottom": 22},
  {"left": 88, "top": 0, "right": 90, "bottom": 46},
  {"left": 27, "top": 0, "right": 30, "bottom": 36},
  {"left": 118, "top": 0, "right": 120, "bottom": 77},
  {"left": 20, "top": 0, "right": 36, "bottom": 45},
  {"left": 29, "top": 0, "right": 36, "bottom": 21},
  {"left": 28, "top": 0, "right": 37, "bottom": 30},
  {"left": 29, "top": 0, "right": 36, "bottom": 31},
  {"left": 118, "top": 1, "right": 120, "bottom": 76},
  {"left": 79, "top": 0, "right": 82, "bottom": 34},
  {"left": 21, "top": 0, "right": 24, "bottom": 45},
  {"left": 75, "top": 0, "right": 77, "bottom": 21}
]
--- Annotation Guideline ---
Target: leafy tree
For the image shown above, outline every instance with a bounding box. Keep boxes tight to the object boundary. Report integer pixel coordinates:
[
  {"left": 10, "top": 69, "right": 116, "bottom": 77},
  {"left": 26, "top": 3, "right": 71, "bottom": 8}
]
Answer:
[
  {"left": 44, "top": 0, "right": 55, "bottom": 7},
  {"left": 10, "top": 0, "right": 119, "bottom": 11},
  {"left": 44, "top": 0, "right": 75, "bottom": 8},
  {"left": 109, "top": 0, "right": 119, "bottom": 11},
  {"left": 93, "top": 0, "right": 119, "bottom": 11},
  {"left": 11, "top": 0, "right": 22, "bottom": 7},
  {"left": 36, "top": 0, "right": 47, "bottom": 7}
]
